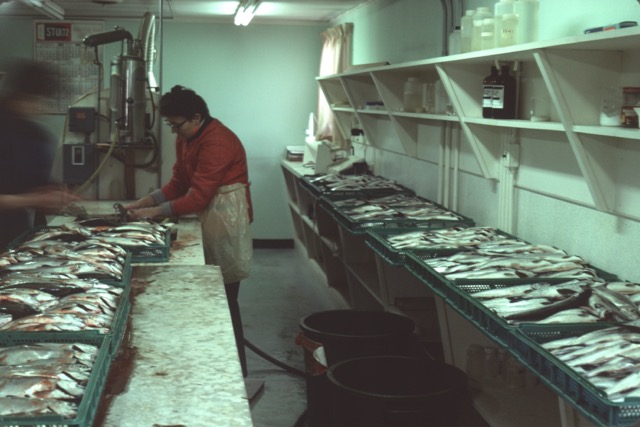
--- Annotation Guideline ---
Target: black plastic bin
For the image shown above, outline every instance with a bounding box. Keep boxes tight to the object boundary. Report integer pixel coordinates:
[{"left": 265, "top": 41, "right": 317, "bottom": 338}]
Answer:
[
  {"left": 298, "top": 310, "right": 420, "bottom": 427},
  {"left": 328, "top": 355, "right": 468, "bottom": 427}
]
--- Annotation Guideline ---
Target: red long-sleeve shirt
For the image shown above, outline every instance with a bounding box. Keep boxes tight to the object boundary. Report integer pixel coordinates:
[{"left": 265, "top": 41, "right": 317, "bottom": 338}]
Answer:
[{"left": 156, "top": 117, "right": 253, "bottom": 221}]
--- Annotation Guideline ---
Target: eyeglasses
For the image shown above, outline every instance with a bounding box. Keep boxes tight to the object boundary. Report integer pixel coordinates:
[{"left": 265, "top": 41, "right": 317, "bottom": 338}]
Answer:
[{"left": 165, "top": 118, "right": 189, "bottom": 131}]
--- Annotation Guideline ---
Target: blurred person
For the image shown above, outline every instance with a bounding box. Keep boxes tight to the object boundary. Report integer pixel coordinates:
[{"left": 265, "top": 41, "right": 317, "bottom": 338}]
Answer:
[
  {"left": 0, "top": 59, "right": 79, "bottom": 250},
  {"left": 124, "top": 85, "right": 253, "bottom": 377}
]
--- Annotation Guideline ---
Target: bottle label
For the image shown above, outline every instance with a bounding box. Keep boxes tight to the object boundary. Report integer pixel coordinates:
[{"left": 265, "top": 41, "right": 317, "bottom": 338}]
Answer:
[
  {"left": 483, "top": 85, "right": 493, "bottom": 108},
  {"left": 493, "top": 85, "right": 505, "bottom": 109}
]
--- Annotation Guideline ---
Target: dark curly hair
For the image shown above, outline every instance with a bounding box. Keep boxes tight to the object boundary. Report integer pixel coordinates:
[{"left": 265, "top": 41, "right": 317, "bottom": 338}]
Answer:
[{"left": 159, "top": 85, "right": 210, "bottom": 119}]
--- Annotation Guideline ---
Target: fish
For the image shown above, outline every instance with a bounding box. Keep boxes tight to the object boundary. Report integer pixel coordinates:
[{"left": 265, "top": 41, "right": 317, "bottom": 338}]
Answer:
[
  {"left": 0, "top": 396, "right": 78, "bottom": 417},
  {"left": 535, "top": 308, "right": 601, "bottom": 324},
  {"left": 591, "top": 286, "right": 640, "bottom": 321},
  {"left": 0, "top": 344, "right": 97, "bottom": 367},
  {"left": 0, "top": 375, "right": 85, "bottom": 400},
  {"left": 0, "top": 313, "right": 111, "bottom": 333}
]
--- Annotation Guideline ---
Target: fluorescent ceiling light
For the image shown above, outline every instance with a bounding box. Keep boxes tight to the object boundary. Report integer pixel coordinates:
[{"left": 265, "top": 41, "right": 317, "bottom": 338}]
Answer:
[
  {"left": 20, "top": 0, "right": 65, "bottom": 20},
  {"left": 234, "top": 0, "right": 261, "bottom": 26}
]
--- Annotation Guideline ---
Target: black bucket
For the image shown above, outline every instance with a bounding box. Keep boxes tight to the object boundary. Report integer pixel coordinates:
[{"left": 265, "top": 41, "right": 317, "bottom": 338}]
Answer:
[
  {"left": 298, "top": 310, "right": 420, "bottom": 427},
  {"left": 328, "top": 355, "right": 468, "bottom": 427}
]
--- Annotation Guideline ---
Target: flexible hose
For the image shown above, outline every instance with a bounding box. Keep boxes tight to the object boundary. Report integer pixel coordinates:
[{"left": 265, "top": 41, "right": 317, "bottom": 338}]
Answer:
[
  {"left": 243, "top": 338, "right": 306, "bottom": 378},
  {"left": 243, "top": 338, "right": 309, "bottom": 427}
]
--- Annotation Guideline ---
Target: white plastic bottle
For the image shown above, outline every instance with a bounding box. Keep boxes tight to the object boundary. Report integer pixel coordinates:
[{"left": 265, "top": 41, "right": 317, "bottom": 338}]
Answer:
[
  {"left": 460, "top": 10, "right": 475, "bottom": 53},
  {"left": 493, "top": 0, "right": 514, "bottom": 47},
  {"left": 480, "top": 18, "right": 495, "bottom": 50},
  {"left": 403, "top": 77, "right": 423, "bottom": 112},
  {"left": 498, "top": 14, "right": 518, "bottom": 47},
  {"left": 448, "top": 26, "right": 461, "bottom": 55},
  {"left": 471, "top": 7, "right": 492, "bottom": 51},
  {"left": 514, "top": 0, "right": 539, "bottom": 44}
]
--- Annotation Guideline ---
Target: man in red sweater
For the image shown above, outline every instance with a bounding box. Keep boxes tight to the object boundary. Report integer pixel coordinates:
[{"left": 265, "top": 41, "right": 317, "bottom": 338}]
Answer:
[{"left": 125, "top": 85, "right": 252, "bottom": 376}]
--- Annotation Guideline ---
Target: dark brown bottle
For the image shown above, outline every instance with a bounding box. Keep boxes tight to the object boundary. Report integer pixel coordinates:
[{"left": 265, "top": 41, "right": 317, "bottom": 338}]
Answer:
[
  {"left": 492, "top": 65, "right": 516, "bottom": 119},
  {"left": 482, "top": 66, "right": 498, "bottom": 118}
]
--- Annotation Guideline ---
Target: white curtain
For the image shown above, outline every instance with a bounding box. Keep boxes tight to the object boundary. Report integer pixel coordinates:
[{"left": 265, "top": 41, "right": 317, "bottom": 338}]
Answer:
[{"left": 315, "top": 23, "right": 353, "bottom": 148}]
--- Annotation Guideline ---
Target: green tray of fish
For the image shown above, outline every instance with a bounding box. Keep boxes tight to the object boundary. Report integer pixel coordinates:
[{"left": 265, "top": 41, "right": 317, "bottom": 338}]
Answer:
[
  {"left": 298, "top": 173, "right": 409, "bottom": 198},
  {"left": 403, "top": 248, "right": 615, "bottom": 306},
  {"left": 0, "top": 279, "right": 130, "bottom": 361},
  {"left": 444, "top": 279, "right": 611, "bottom": 349},
  {"left": 127, "top": 228, "right": 172, "bottom": 263},
  {"left": 510, "top": 324, "right": 640, "bottom": 427},
  {"left": 365, "top": 226, "right": 479, "bottom": 266},
  {"left": 320, "top": 195, "right": 473, "bottom": 235},
  {"left": 0, "top": 335, "right": 112, "bottom": 427}
]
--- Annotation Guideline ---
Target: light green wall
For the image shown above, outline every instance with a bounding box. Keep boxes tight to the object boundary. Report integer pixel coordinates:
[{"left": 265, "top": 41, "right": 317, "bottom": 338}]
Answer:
[{"left": 335, "top": 0, "right": 445, "bottom": 65}]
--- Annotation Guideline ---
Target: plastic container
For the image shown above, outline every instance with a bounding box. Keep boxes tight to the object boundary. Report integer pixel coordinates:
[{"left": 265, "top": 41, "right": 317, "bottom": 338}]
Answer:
[
  {"left": 498, "top": 13, "right": 518, "bottom": 47},
  {"left": 403, "top": 77, "right": 423, "bottom": 112},
  {"left": 448, "top": 26, "right": 461, "bottom": 55},
  {"left": 494, "top": 0, "right": 515, "bottom": 46},
  {"left": 599, "top": 86, "right": 623, "bottom": 127},
  {"left": 434, "top": 80, "right": 449, "bottom": 114},
  {"left": 460, "top": 10, "right": 475, "bottom": 53},
  {"left": 514, "top": 0, "right": 539, "bottom": 44},
  {"left": 480, "top": 18, "right": 496, "bottom": 50},
  {"left": 298, "top": 310, "right": 418, "bottom": 427},
  {"left": 328, "top": 356, "right": 469, "bottom": 427},
  {"left": 471, "top": 7, "right": 492, "bottom": 51}
]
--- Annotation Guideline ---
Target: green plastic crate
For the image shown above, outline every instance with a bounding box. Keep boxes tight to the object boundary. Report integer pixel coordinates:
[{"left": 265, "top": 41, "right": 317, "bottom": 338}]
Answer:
[
  {"left": 365, "top": 226, "right": 475, "bottom": 266},
  {"left": 0, "top": 334, "right": 112, "bottom": 427},
  {"left": 0, "top": 268, "right": 131, "bottom": 360},
  {"left": 299, "top": 174, "right": 409, "bottom": 198},
  {"left": 323, "top": 196, "right": 473, "bottom": 235},
  {"left": 512, "top": 324, "right": 640, "bottom": 427}
]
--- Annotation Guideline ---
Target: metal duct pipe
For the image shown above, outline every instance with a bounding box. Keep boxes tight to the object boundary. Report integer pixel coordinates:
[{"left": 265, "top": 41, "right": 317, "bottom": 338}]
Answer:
[
  {"left": 83, "top": 29, "right": 132, "bottom": 47},
  {"left": 137, "top": 12, "right": 157, "bottom": 87}
]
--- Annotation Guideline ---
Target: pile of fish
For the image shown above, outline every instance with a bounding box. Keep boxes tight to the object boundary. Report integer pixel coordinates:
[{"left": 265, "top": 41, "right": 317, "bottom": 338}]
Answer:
[
  {"left": 541, "top": 324, "right": 640, "bottom": 402},
  {"left": 0, "top": 220, "right": 137, "bottom": 332},
  {"left": 422, "top": 240, "right": 598, "bottom": 280},
  {"left": 305, "top": 174, "right": 407, "bottom": 193},
  {"left": 0, "top": 342, "right": 99, "bottom": 418},
  {"left": 386, "top": 226, "right": 513, "bottom": 250},
  {"left": 0, "top": 274, "right": 122, "bottom": 333},
  {"left": 469, "top": 279, "right": 640, "bottom": 323},
  {"left": 0, "top": 236, "right": 127, "bottom": 282},
  {"left": 30, "top": 220, "right": 171, "bottom": 249},
  {"left": 331, "top": 194, "right": 464, "bottom": 222}
]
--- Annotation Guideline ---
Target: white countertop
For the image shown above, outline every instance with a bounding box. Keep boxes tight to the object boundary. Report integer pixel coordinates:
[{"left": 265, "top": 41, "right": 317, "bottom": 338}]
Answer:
[{"left": 103, "top": 265, "right": 253, "bottom": 427}]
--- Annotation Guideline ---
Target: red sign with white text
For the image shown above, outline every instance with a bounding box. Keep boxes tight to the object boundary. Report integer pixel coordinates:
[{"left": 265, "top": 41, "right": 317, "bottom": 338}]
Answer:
[{"left": 36, "top": 23, "right": 72, "bottom": 42}]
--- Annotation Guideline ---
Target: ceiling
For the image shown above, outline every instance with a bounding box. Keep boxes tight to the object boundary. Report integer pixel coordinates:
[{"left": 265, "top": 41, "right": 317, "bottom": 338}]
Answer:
[{"left": 0, "top": 0, "right": 370, "bottom": 23}]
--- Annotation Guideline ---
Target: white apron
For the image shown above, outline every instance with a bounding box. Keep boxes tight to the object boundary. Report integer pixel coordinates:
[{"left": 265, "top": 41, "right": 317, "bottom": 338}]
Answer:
[{"left": 197, "top": 183, "right": 252, "bottom": 284}]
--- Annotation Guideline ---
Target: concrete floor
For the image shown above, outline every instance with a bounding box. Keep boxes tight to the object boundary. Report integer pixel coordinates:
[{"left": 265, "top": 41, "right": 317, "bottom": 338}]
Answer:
[
  {"left": 240, "top": 245, "right": 346, "bottom": 427},
  {"left": 240, "top": 246, "right": 489, "bottom": 427}
]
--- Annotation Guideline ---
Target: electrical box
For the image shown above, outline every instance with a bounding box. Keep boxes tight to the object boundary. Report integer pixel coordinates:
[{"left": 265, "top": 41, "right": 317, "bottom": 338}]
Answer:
[
  {"left": 68, "top": 107, "right": 96, "bottom": 134},
  {"left": 63, "top": 144, "right": 95, "bottom": 184}
]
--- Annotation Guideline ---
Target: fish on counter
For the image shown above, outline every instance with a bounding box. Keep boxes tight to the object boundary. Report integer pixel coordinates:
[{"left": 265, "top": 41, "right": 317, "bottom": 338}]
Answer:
[
  {"left": 468, "top": 279, "right": 640, "bottom": 324},
  {"left": 541, "top": 325, "right": 640, "bottom": 401},
  {"left": 305, "top": 173, "right": 407, "bottom": 193},
  {"left": 386, "top": 226, "right": 515, "bottom": 250},
  {"left": 0, "top": 342, "right": 99, "bottom": 418},
  {"left": 418, "top": 237, "right": 602, "bottom": 282}
]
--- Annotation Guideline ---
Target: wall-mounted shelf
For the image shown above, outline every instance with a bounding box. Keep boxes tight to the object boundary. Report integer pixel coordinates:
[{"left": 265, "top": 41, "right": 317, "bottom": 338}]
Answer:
[{"left": 317, "top": 27, "right": 640, "bottom": 216}]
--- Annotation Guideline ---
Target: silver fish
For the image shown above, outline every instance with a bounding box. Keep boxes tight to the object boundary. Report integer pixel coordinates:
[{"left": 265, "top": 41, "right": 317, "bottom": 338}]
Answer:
[{"left": 0, "top": 396, "right": 78, "bottom": 417}]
